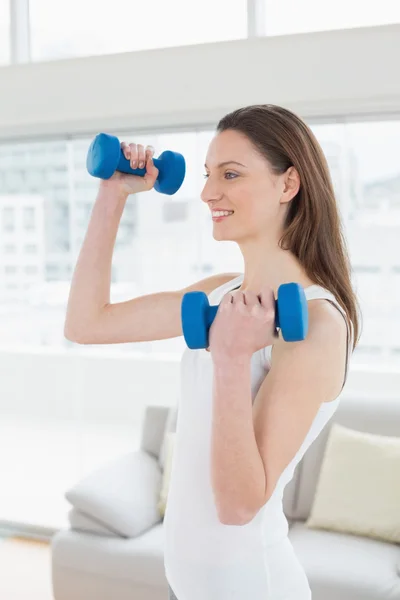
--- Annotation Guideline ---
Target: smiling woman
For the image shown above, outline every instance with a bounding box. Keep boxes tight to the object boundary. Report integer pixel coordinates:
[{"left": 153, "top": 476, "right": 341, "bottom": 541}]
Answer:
[{"left": 160, "top": 104, "right": 360, "bottom": 600}]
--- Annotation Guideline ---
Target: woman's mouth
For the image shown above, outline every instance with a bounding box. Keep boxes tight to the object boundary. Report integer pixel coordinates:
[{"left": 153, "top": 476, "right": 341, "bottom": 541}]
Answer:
[{"left": 212, "top": 210, "right": 234, "bottom": 222}]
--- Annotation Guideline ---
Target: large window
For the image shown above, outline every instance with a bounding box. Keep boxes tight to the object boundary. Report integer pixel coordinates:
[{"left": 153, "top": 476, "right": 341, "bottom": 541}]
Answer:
[
  {"left": 264, "top": 0, "right": 400, "bottom": 35},
  {"left": 0, "top": 120, "right": 399, "bottom": 527},
  {"left": 29, "top": 0, "right": 247, "bottom": 62},
  {"left": 0, "top": 119, "right": 399, "bottom": 365},
  {"left": 0, "top": 0, "right": 10, "bottom": 65}
]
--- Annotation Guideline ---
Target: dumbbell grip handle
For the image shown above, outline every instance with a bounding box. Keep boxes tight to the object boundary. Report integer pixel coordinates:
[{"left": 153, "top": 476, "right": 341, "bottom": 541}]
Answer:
[
  {"left": 207, "top": 300, "right": 280, "bottom": 330},
  {"left": 207, "top": 305, "right": 219, "bottom": 329},
  {"left": 116, "top": 152, "right": 162, "bottom": 177}
]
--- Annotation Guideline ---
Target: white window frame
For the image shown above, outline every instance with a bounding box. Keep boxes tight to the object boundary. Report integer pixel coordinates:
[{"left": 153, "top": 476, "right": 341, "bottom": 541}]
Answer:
[{"left": 9, "top": 0, "right": 30, "bottom": 63}]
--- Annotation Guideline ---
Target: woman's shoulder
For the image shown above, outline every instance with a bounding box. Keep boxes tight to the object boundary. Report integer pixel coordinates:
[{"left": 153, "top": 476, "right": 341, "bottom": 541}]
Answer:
[
  {"left": 206, "top": 272, "right": 244, "bottom": 302},
  {"left": 181, "top": 272, "right": 242, "bottom": 299}
]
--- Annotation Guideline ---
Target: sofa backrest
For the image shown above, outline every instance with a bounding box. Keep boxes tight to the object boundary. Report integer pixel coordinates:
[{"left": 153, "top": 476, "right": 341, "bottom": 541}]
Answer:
[
  {"left": 140, "top": 397, "right": 400, "bottom": 525},
  {"left": 288, "top": 395, "right": 400, "bottom": 521},
  {"left": 140, "top": 404, "right": 170, "bottom": 460}
]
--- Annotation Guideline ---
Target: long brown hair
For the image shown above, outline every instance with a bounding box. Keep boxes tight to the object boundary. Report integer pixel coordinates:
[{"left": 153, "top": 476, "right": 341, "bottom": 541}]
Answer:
[{"left": 217, "top": 104, "right": 361, "bottom": 350}]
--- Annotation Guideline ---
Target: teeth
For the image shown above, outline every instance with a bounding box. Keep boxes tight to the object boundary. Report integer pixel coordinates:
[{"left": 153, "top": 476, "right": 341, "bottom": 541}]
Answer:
[{"left": 212, "top": 211, "right": 234, "bottom": 217}]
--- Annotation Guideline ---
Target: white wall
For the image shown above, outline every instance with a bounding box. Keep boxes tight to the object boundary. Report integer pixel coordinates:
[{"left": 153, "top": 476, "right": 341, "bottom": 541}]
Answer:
[
  {"left": 0, "top": 24, "right": 400, "bottom": 142},
  {"left": 0, "top": 347, "right": 399, "bottom": 428},
  {"left": 0, "top": 346, "right": 181, "bottom": 424}
]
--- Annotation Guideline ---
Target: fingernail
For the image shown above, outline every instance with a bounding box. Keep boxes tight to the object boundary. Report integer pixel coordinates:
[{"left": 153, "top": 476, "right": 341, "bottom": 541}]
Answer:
[
  {"left": 139, "top": 162, "right": 144, "bottom": 169},
  {"left": 132, "top": 161, "right": 137, "bottom": 168}
]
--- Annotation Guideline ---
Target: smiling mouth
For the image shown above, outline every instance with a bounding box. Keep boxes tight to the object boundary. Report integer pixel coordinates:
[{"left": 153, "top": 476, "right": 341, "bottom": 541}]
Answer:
[{"left": 212, "top": 210, "right": 234, "bottom": 221}]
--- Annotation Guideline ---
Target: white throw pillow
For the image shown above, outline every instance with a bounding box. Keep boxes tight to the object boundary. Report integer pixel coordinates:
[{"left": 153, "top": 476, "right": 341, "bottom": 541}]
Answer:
[
  {"left": 66, "top": 450, "right": 162, "bottom": 538},
  {"left": 306, "top": 423, "right": 400, "bottom": 543},
  {"left": 159, "top": 407, "right": 178, "bottom": 470}
]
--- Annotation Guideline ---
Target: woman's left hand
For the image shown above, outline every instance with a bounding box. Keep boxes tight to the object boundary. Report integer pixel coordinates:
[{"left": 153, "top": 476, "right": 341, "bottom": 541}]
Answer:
[{"left": 208, "top": 284, "right": 278, "bottom": 365}]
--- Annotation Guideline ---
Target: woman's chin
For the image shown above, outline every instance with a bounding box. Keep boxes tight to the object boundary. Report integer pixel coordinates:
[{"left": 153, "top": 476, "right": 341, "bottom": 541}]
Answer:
[{"left": 212, "top": 230, "right": 235, "bottom": 242}]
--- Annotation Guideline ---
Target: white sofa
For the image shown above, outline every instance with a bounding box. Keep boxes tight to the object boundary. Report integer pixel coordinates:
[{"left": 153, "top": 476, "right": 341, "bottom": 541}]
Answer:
[{"left": 51, "top": 396, "right": 400, "bottom": 600}]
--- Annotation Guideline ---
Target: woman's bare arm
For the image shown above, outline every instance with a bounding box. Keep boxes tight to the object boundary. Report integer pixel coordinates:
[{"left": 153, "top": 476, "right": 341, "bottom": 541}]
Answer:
[
  {"left": 66, "top": 272, "right": 240, "bottom": 345},
  {"left": 64, "top": 139, "right": 240, "bottom": 345}
]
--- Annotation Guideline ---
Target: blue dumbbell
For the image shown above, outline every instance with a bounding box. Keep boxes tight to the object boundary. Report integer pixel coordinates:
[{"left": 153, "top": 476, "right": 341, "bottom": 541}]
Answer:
[
  {"left": 181, "top": 282, "right": 309, "bottom": 349},
  {"left": 86, "top": 133, "right": 186, "bottom": 195}
]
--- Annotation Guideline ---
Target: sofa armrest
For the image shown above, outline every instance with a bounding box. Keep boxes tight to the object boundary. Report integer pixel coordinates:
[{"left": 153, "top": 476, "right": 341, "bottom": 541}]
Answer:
[{"left": 65, "top": 449, "right": 162, "bottom": 538}]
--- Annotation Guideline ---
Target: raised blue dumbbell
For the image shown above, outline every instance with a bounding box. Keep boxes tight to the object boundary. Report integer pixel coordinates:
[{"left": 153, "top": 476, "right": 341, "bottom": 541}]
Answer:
[
  {"left": 181, "top": 282, "right": 309, "bottom": 349},
  {"left": 86, "top": 133, "right": 186, "bottom": 195}
]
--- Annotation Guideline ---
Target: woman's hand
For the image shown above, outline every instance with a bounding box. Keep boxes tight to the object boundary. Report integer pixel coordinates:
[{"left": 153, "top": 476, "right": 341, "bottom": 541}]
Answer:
[
  {"left": 100, "top": 142, "right": 159, "bottom": 197},
  {"left": 208, "top": 285, "right": 278, "bottom": 365}
]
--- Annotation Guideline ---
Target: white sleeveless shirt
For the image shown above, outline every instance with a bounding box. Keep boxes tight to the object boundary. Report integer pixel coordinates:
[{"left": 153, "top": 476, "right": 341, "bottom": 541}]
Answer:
[{"left": 164, "top": 274, "right": 353, "bottom": 600}]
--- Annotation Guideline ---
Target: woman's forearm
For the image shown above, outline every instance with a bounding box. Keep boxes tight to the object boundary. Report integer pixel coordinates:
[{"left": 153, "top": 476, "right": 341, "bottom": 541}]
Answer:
[{"left": 211, "top": 358, "right": 267, "bottom": 525}]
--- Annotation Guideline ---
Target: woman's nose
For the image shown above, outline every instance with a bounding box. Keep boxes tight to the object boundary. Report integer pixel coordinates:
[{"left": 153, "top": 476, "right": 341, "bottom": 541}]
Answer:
[{"left": 201, "top": 177, "right": 223, "bottom": 204}]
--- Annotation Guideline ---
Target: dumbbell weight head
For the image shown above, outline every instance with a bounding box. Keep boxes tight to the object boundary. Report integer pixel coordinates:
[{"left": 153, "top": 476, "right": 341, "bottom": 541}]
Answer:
[
  {"left": 152, "top": 149, "right": 186, "bottom": 196},
  {"left": 86, "top": 133, "right": 186, "bottom": 195},
  {"left": 276, "top": 283, "right": 308, "bottom": 342},
  {"left": 181, "top": 291, "right": 218, "bottom": 350}
]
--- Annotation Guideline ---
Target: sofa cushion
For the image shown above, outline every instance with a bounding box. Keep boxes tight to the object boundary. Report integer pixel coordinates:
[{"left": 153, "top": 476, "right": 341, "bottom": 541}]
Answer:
[
  {"left": 294, "top": 397, "right": 400, "bottom": 521},
  {"left": 65, "top": 450, "right": 162, "bottom": 538},
  {"left": 140, "top": 405, "right": 170, "bottom": 462},
  {"left": 306, "top": 423, "right": 400, "bottom": 543},
  {"left": 289, "top": 522, "right": 400, "bottom": 600},
  {"left": 68, "top": 508, "right": 121, "bottom": 537}
]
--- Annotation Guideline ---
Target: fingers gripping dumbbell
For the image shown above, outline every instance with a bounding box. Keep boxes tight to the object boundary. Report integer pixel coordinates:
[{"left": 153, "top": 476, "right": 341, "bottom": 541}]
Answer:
[
  {"left": 86, "top": 133, "right": 186, "bottom": 195},
  {"left": 181, "top": 283, "right": 309, "bottom": 349}
]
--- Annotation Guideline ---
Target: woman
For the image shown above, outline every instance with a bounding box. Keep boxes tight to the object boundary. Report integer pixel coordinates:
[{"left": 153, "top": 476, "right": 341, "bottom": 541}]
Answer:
[{"left": 65, "top": 104, "right": 361, "bottom": 600}]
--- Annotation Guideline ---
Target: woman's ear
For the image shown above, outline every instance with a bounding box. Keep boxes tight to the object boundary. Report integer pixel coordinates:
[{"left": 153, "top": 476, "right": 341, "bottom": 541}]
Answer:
[{"left": 280, "top": 167, "right": 300, "bottom": 204}]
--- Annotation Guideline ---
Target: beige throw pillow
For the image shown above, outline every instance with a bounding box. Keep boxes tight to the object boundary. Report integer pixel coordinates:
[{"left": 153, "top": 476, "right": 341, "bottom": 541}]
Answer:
[
  {"left": 306, "top": 423, "right": 400, "bottom": 543},
  {"left": 158, "top": 432, "right": 176, "bottom": 518}
]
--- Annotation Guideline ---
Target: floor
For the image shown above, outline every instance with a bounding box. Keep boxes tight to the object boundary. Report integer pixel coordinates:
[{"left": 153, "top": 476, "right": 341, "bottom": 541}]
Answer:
[{"left": 0, "top": 533, "right": 53, "bottom": 600}]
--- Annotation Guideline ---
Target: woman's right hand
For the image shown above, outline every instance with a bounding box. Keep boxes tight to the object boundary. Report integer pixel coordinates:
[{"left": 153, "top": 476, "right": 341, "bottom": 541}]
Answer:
[{"left": 100, "top": 142, "right": 159, "bottom": 196}]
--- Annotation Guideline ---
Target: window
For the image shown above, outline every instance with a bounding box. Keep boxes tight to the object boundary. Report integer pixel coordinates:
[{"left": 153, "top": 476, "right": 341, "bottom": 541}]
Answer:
[
  {"left": 0, "top": 0, "right": 10, "bottom": 65},
  {"left": 2, "top": 207, "right": 15, "bottom": 232},
  {"left": 29, "top": 0, "right": 247, "bottom": 62},
  {"left": 23, "top": 206, "right": 36, "bottom": 230},
  {"left": 24, "top": 244, "right": 38, "bottom": 254},
  {"left": 264, "top": 0, "right": 400, "bottom": 35},
  {"left": 162, "top": 200, "right": 189, "bottom": 223},
  {"left": 0, "top": 120, "right": 399, "bottom": 368},
  {"left": 5, "top": 265, "right": 17, "bottom": 275},
  {"left": 25, "top": 265, "right": 38, "bottom": 275}
]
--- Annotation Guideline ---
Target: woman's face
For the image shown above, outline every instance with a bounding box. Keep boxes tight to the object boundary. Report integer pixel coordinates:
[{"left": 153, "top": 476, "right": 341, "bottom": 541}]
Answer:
[{"left": 201, "top": 129, "right": 293, "bottom": 244}]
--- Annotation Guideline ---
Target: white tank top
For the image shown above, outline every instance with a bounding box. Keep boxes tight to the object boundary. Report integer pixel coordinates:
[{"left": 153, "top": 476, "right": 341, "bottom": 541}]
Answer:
[{"left": 164, "top": 274, "right": 353, "bottom": 600}]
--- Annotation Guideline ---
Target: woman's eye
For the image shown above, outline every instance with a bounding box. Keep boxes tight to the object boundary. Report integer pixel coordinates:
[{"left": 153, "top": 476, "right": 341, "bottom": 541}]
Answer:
[{"left": 202, "top": 172, "right": 237, "bottom": 179}]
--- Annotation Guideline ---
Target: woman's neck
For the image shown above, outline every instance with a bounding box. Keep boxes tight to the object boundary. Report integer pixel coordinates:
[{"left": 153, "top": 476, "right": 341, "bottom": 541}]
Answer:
[{"left": 238, "top": 241, "right": 314, "bottom": 296}]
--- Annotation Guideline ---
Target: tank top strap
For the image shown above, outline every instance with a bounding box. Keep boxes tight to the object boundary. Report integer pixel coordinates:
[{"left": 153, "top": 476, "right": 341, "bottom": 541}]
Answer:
[
  {"left": 304, "top": 285, "right": 354, "bottom": 392},
  {"left": 207, "top": 274, "right": 244, "bottom": 305}
]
